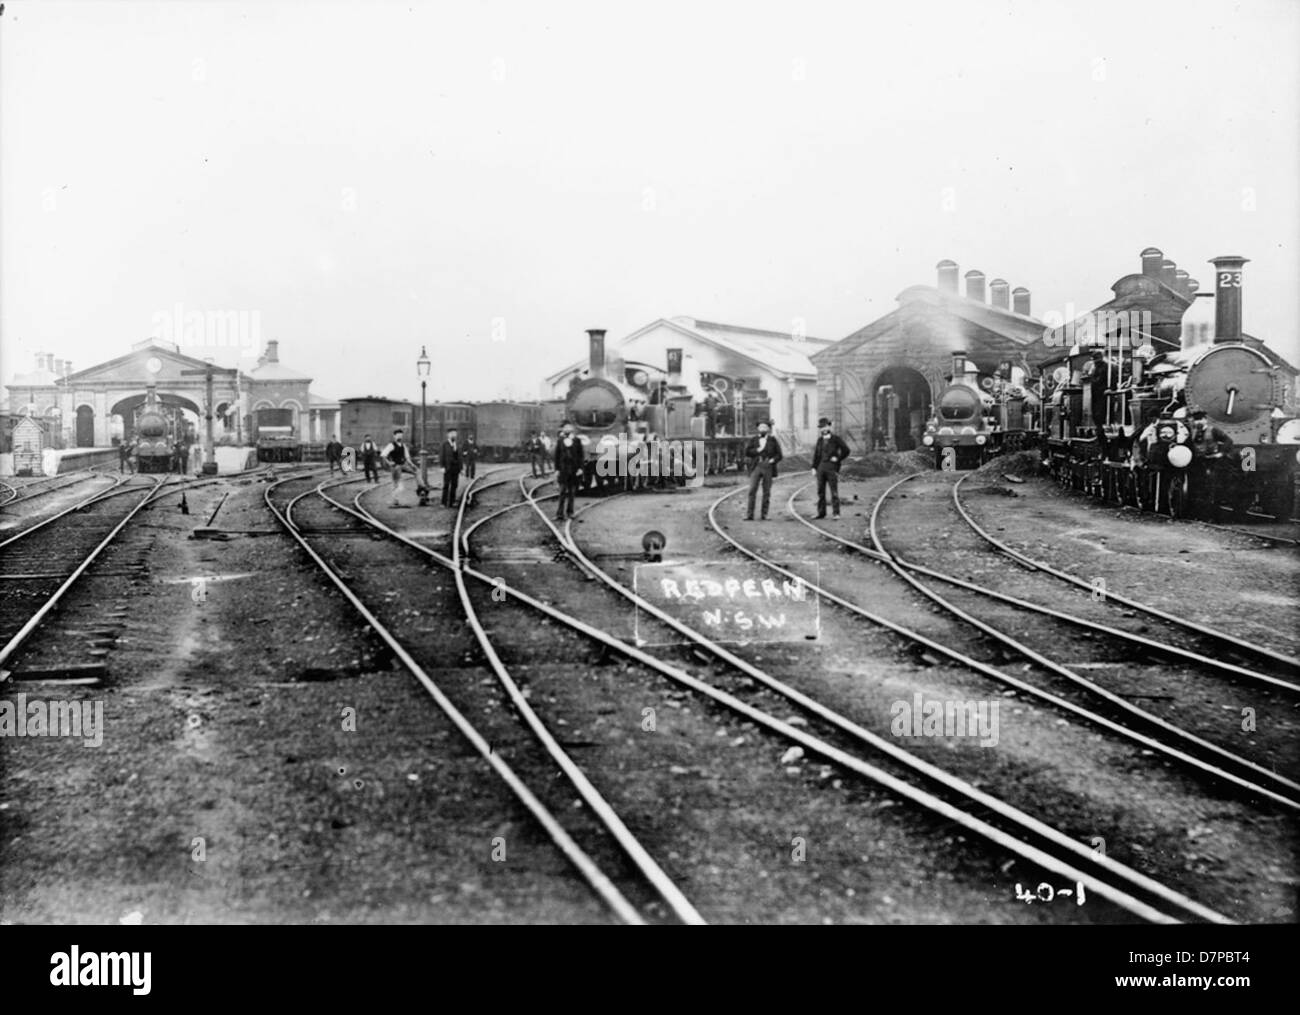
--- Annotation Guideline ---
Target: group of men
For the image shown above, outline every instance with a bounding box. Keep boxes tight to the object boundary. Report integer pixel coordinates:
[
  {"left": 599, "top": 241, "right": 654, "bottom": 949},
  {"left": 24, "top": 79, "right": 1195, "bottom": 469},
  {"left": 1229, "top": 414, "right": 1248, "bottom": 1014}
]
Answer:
[
  {"left": 743, "top": 416, "right": 850, "bottom": 521},
  {"left": 331, "top": 428, "right": 479, "bottom": 508},
  {"left": 116, "top": 438, "right": 191, "bottom": 474},
  {"left": 322, "top": 414, "right": 850, "bottom": 520}
]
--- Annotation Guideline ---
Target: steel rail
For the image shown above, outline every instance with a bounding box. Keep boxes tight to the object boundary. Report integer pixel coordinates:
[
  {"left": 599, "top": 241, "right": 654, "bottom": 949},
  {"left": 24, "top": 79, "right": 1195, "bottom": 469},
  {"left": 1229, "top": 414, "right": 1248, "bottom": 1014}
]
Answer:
[
  {"left": 783, "top": 481, "right": 1300, "bottom": 695},
  {"left": 266, "top": 474, "right": 652, "bottom": 927},
  {"left": 701, "top": 481, "right": 1298, "bottom": 811},
  {"left": 865, "top": 474, "right": 1300, "bottom": 806},
  {"left": 953, "top": 474, "right": 1300, "bottom": 672},
  {"left": 505, "top": 481, "right": 1232, "bottom": 923},
  {"left": 0, "top": 477, "right": 165, "bottom": 671}
]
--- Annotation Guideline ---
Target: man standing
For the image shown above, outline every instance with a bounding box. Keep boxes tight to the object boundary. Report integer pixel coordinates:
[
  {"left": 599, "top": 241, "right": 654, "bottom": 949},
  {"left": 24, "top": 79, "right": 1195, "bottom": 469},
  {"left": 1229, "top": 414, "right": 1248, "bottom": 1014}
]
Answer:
[
  {"left": 811, "top": 417, "right": 851, "bottom": 520},
  {"left": 441, "top": 427, "right": 462, "bottom": 507},
  {"left": 744, "top": 419, "right": 783, "bottom": 520},
  {"left": 528, "top": 431, "right": 547, "bottom": 477},
  {"left": 326, "top": 435, "right": 343, "bottom": 474},
  {"left": 554, "top": 424, "right": 584, "bottom": 521},
  {"left": 118, "top": 438, "right": 134, "bottom": 475},
  {"left": 360, "top": 434, "right": 381, "bottom": 483},
  {"left": 462, "top": 434, "right": 478, "bottom": 480},
  {"left": 382, "top": 429, "right": 413, "bottom": 507}
]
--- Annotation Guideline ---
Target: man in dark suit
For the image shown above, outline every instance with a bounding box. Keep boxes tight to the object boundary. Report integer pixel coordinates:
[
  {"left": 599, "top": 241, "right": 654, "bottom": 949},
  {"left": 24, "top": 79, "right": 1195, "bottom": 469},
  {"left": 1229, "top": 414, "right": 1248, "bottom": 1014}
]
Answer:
[
  {"left": 811, "top": 416, "right": 851, "bottom": 519},
  {"left": 554, "top": 424, "right": 585, "bottom": 520},
  {"left": 462, "top": 434, "right": 479, "bottom": 479},
  {"left": 528, "top": 432, "right": 548, "bottom": 477},
  {"left": 440, "top": 427, "right": 462, "bottom": 507},
  {"left": 326, "top": 435, "right": 343, "bottom": 474},
  {"left": 744, "top": 419, "right": 783, "bottom": 520}
]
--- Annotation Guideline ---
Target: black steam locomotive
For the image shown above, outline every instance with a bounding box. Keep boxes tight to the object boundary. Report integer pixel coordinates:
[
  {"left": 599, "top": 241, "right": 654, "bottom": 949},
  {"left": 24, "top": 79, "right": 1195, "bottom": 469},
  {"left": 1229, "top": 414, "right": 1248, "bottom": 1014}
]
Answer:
[
  {"left": 562, "top": 330, "right": 767, "bottom": 489},
  {"left": 920, "top": 353, "right": 1039, "bottom": 470},
  {"left": 1041, "top": 255, "right": 1298, "bottom": 521}
]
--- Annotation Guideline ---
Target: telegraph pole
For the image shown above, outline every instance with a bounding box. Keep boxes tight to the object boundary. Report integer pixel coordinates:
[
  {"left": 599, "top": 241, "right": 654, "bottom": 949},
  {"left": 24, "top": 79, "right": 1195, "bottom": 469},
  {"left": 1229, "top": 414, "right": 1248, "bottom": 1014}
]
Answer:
[{"left": 181, "top": 364, "right": 238, "bottom": 475}]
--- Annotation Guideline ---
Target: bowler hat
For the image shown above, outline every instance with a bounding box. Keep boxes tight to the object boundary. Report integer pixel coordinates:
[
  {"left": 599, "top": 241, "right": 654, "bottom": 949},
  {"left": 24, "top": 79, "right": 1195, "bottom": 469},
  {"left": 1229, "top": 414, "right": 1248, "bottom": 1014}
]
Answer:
[{"left": 818, "top": 417, "right": 832, "bottom": 428}]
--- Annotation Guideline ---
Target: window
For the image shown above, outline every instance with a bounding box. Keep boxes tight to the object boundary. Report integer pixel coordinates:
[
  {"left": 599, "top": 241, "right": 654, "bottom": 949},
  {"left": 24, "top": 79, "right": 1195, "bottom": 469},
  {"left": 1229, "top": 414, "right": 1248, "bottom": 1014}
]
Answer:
[
  {"left": 802, "top": 394, "right": 810, "bottom": 429},
  {"left": 392, "top": 410, "right": 409, "bottom": 427}
]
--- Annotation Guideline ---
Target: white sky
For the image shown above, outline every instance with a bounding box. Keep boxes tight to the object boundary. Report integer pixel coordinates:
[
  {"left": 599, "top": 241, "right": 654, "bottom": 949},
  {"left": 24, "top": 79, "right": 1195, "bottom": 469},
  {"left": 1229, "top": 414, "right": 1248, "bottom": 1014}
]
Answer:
[{"left": 3, "top": 0, "right": 1298, "bottom": 401}]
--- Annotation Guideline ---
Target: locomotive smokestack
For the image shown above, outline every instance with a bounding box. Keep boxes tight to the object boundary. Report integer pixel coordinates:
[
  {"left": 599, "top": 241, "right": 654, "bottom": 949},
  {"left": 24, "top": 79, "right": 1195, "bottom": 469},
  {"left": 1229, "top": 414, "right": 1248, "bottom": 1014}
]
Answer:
[
  {"left": 989, "top": 279, "right": 1009, "bottom": 310},
  {"left": 1012, "top": 287, "right": 1031, "bottom": 316},
  {"left": 964, "top": 270, "right": 986, "bottom": 303},
  {"left": 1140, "top": 247, "right": 1164, "bottom": 279},
  {"left": 1209, "top": 255, "right": 1248, "bottom": 344},
  {"left": 936, "top": 259, "right": 959, "bottom": 293},
  {"left": 951, "top": 351, "right": 966, "bottom": 378},
  {"left": 587, "top": 329, "right": 607, "bottom": 379}
]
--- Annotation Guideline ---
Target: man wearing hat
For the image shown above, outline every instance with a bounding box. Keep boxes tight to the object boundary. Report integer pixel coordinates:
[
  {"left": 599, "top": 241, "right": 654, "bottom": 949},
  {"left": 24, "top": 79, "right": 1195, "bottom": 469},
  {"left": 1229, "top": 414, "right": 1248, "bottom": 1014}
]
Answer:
[
  {"left": 743, "top": 419, "right": 783, "bottom": 520},
  {"left": 811, "top": 417, "right": 851, "bottom": 519},
  {"left": 554, "top": 423, "right": 585, "bottom": 520}
]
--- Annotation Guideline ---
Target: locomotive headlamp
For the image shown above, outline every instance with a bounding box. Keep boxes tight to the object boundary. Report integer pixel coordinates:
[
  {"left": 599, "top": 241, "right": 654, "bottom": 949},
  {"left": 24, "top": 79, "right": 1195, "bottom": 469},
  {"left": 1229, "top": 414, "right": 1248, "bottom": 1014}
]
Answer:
[
  {"left": 1274, "top": 419, "right": 1300, "bottom": 444},
  {"left": 922, "top": 434, "right": 934, "bottom": 447},
  {"left": 975, "top": 434, "right": 987, "bottom": 445},
  {"left": 1167, "top": 445, "right": 1193, "bottom": 468}
]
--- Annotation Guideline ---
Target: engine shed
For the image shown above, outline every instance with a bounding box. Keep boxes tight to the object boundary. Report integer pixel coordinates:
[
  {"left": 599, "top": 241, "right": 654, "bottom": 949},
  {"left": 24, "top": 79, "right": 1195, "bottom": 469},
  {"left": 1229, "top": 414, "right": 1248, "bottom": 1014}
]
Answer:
[{"left": 811, "top": 262, "right": 1044, "bottom": 452}]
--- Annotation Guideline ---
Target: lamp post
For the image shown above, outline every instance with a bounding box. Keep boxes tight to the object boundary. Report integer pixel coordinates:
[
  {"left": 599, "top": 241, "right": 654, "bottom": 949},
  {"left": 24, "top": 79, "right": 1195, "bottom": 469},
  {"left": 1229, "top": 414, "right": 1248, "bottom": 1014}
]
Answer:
[{"left": 417, "top": 345, "right": 431, "bottom": 506}]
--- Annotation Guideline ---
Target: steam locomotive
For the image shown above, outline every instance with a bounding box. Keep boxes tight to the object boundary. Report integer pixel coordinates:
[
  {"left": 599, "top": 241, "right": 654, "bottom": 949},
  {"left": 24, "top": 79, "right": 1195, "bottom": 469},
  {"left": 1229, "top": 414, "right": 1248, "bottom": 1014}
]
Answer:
[
  {"left": 562, "top": 330, "right": 766, "bottom": 489},
  {"left": 134, "top": 392, "right": 177, "bottom": 474},
  {"left": 1041, "top": 255, "right": 1298, "bottom": 521},
  {"left": 921, "top": 353, "right": 1038, "bottom": 470}
]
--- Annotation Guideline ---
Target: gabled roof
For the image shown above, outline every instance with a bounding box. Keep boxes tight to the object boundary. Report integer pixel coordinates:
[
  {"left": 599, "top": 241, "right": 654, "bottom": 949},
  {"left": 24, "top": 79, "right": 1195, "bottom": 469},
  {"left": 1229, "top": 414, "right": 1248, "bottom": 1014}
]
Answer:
[
  {"left": 248, "top": 361, "right": 311, "bottom": 382},
  {"left": 544, "top": 315, "right": 830, "bottom": 385},
  {"left": 811, "top": 284, "right": 1044, "bottom": 365},
  {"left": 56, "top": 342, "right": 242, "bottom": 385}
]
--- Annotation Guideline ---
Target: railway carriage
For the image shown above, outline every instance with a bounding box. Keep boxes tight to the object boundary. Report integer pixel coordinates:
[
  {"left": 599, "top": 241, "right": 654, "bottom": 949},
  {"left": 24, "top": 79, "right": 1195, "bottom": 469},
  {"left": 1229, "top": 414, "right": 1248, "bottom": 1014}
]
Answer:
[{"left": 253, "top": 407, "right": 303, "bottom": 463}]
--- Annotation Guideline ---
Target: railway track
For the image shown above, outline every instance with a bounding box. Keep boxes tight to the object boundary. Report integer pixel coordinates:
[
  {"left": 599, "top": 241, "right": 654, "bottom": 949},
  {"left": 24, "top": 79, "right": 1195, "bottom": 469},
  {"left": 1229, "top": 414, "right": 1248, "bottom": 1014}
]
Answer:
[
  {"left": 780, "top": 473, "right": 1298, "bottom": 808},
  {"left": 953, "top": 473, "right": 1300, "bottom": 674},
  {"left": 501, "top": 478, "right": 1241, "bottom": 924},
  {"left": 264, "top": 469, "right": 704, "bottom": 926},
  {"left": 0, "top": 475, "right": 167, "bottom": 675}
]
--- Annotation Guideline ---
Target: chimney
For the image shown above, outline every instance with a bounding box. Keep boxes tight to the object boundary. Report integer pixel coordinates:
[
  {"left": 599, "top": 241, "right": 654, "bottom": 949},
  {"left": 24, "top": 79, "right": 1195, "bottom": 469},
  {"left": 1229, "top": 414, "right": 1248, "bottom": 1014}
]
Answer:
[
  {"left": 964, "top": 270, "right": 986, "bottom": 303},
  {"left": 63, "top": 361, "right": 72, "bottom": 376},
  {"left": 989, "top": 278, "right": 1010, "bottom": 310},
  {"left": 587, "top": 329, "right": 607, "bottom": 379},
  {"left": 264, "top": 339, "right": 280, "bottom": 364},
  {"left": 1140, "top": 247, "right": 1164, "bottom": 279},
  {"left": 1185, "top": 277, "right": 1199, "bottom": 298},
  {"left": 1012, "top": 287, "right": 1031, "bottom": 315},
  {"left": 936, "top": 259, "right": 959, "bottom": 293},
  {"left": 1174, "top": 269, "right": 1190, "bottom": 295},
  {"left": 951, "top": 351, "right": 966, "bottom": 378},
  {"left": 1160, "top": 259, "right": 1178, "bottom": 288},
  {"left": 53, "top": 358, "right": 63, "bottom": 375},
  {"left": 666, "top": 348, "right": 682, "bottom": 385},
  {"left": 1209, "top": 255, "right": 1248, "bottom": 344}
]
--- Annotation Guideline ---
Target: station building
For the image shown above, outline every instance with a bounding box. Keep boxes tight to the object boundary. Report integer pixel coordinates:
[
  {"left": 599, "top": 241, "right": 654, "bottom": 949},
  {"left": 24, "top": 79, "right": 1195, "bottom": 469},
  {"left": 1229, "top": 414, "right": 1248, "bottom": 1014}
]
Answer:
[{"left": 3, "top": 338, "right": 339, "bottom": 449}]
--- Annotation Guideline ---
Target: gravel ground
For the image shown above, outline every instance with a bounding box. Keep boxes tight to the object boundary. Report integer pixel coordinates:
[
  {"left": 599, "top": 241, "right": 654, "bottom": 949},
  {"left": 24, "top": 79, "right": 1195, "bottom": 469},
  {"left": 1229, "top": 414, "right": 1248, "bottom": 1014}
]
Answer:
[{"left": 1, "top": 463, "right": 1294, "bottom": 923}]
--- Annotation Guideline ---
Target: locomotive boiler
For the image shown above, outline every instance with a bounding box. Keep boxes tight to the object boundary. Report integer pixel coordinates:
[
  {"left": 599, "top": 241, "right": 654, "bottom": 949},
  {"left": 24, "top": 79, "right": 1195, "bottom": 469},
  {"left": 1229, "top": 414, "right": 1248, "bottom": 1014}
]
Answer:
[{"left": 1041, "top": 254, "right": 1297, "bottom": 520}]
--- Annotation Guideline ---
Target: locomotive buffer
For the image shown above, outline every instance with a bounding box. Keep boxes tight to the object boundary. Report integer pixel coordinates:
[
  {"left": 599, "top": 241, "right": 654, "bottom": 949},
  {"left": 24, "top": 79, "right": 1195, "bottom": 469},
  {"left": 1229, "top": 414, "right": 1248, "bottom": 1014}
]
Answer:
[{"left": 181, "top": 364, "right": 239, "bottom": 475}]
